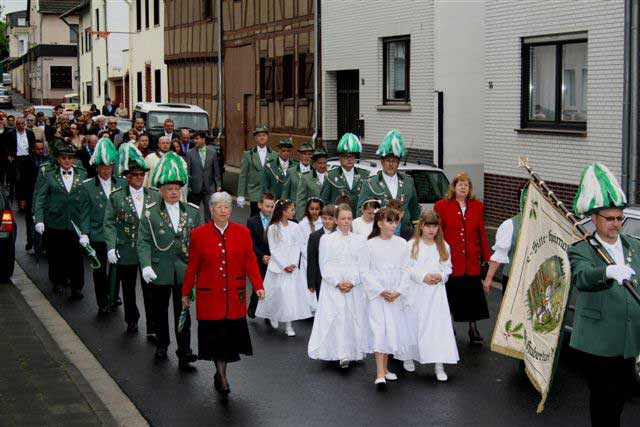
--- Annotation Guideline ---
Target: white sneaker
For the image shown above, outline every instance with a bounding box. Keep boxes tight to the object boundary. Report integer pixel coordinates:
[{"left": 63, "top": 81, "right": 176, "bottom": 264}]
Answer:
[
  {"left": 285, "top": 322, "right": 295, "bottom": 337},
  {"left": 384, "top": 372, "right": 398, "bottom": 381},
  {"left": 269, "top": 319, "right": 279, "bottom": 329},
  {"left": 435, "top": 363, "right": 448, "bottom": 382},
  {"left": 375, "top": 378, "right": 386, "bottom": 388},
  {"left": 403, "top": 360, "right": 416, "bottom": 372},
  {"left": 339, "top": 359, "right": 350, "bottom": 369}
]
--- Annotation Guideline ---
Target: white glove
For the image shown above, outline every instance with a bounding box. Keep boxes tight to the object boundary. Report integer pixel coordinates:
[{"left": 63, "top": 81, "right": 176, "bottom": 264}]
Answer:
[
  {"left": 236, "top": 196, "right": 245, "bottom": 208},
  {"left": 35, "top": 223, "right": 45, "bottom": 234},
  {"left": 79, "top": 234, "right": 90, "bottom": 247},
  {"left": 605, "top": 265, "right": 635, "bottom": 284},
  {"left": 107, "top": 249, "right": 119, "bottom": 264},
  {"left": 142, "top": 266, "right": 157, "bottom": 283}
]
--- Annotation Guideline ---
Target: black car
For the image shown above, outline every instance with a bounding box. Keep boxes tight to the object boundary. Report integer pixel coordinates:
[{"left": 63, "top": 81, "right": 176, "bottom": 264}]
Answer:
[{"left": 0, "top": 189, "right": 16, "bottom": 281}]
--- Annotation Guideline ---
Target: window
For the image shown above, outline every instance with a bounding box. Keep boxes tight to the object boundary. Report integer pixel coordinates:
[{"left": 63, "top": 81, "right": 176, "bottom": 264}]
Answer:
[
  {"left": 276, "top": 54, "right": 294, "bottom": 100},
  {"left": 153, "top": 0, "right": 160, "bottom": 26},
  {"left": 203, "top": 0, "right": 212, "bottom": 20},
  {"left": 260, "top": 57, "right": 274, "bottom": 101},
  {"left": 69, "top": 24, "right": 78, "bottom": 44},
  {"left": 97, "top": 68, "right": 101, "bottom": 96},
  {"left": 136, "top": 0, "right": 142, "bottom": 31},
  {"left": 298, "top": 53, "right": 314, "bottom": 100},
  {"left": 145, "top": 0, "right": 150, "bottom": 29},
  {"left": 137, "top": 72, "right": 143, "bottom": 102},
  {"left": 95, "top": 8, "right": 100, "bottom": 31},
  {"left": 86, "top": 82, "right": 93, "bottom": 104},
  {"left": 18, "top": 40, "right": 25, "bottom": 55},
  {"left": 522, "top": 34, "right": 588, "bottom": 130},
  {"left": 50, "top": 66, "right": 73, "bottom": 89},
  {"left": 154, "top": 69, "right": 161, "bottom": 102},
  {"left": 85, "top": 28, "right": 92, "bottom": 52},
  {"left": 17, "top": 18, "right": 25, "bottom": 26},
  {"left": 383, "top": 36, "right": 410, "bottom": 104}
]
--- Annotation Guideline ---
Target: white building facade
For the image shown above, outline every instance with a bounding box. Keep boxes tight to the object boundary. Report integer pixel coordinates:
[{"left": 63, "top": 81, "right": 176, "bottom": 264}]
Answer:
[{"left": 321, "top": 0, "right": 485, "bottom": 195}]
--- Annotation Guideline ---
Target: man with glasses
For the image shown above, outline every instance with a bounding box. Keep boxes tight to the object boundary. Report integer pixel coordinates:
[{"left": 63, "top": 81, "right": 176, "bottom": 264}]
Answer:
[
  {"left": 106, "top": 117, "right": 121, "bottom": 143},
  {"left": 569, "top": 163, "right": 640, "bottom": 427},
  {"left": 25, "top": 114, "right": 45, "bottom": 148}
]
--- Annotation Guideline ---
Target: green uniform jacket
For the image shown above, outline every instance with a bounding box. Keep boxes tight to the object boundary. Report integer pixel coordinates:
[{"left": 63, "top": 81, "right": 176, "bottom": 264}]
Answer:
[
  {"left": 104, "top": 186, "right": 161, "bottom": 266},
  {"left": 283, "top": 164, "right": 313, "bottom": 219},
  {"left": 137, "top": 200, "right": 202, "bottom": 286},
  {"left": 237, "top": 147, "right": 277, "bottom": 202},
  {"left": 72, "top": 176, "right": 127, "bottom": 243},
  {"left": 33, "top": 165, "right": 87, "bottom": 230},
  {"left": 357, "top": 171, "right": 421, "bottom": 227},
  {"left": 262, "top": 158, "right": 299, "bottom": 199},
  {"left": 320, "top": 166, "right": 369, "bottom": 214},
  {"left": 295, "top": 170, "right": 325, "bottom": 221},
  {"left": 567, "top": 235, "right": 640, "bottom": 358}
]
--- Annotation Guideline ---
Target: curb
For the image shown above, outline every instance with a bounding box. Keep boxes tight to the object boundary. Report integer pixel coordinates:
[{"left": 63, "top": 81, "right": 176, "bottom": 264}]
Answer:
[{"left": 11, "top": 262, "right": 149, "bottom": 427}]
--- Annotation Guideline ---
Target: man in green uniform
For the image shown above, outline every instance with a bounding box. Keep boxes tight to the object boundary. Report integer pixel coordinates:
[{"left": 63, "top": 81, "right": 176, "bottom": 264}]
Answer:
[
  {"left": 357, "top": 130, "right": 420, "bottom": 229},
  {"left": 320, "top": 133, "right": 369, "bottom": 214},
  {"left": 236, "top": 125, "right": 277, "bottom": 216},
  {"left": 568, "top": 163, "right": 640, "bottom": 427},
  {"left": 282, "top": 142, "right": 314, "bottom": 217},
  {"left": 33, "top": 141, "right": 87, "bottom": 298},
  {"left": 137, "top": 151, "right": 201, "bottom": 367},
  {"left": 262, "top": 138, "right": 298, "bottom": 199},
  {"left": 73, "top": 138, "right": 126, "bottom": 314},
  {"left": 104, "top": 143, "right": 161, "bottom": 335},
  {"left": 295, "top": 148, "right": 329, "bottom": 221}
]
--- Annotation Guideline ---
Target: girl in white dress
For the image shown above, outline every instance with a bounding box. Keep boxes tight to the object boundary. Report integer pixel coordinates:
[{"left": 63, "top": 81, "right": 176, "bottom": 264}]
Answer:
[
  {"left": 256, "top": 199, "right": 313, "bottom": 337},
  {"left": 308, "top": 203, "right": 370, "bottom": 368},
  {"left": 362, "top": 208, "right": 413, "bottom": 387},
  {"left": 352, "top": 199, "right": 380, "bottom": 236},
  {"left": 405, "top": 210, "right": 459, "bottom": 381},
  {"left": 297, "top": 198, "right": 324, "bottom": 311}
]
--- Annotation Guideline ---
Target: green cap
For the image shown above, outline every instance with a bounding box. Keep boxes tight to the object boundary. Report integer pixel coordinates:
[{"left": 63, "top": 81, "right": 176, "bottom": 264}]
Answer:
[
  {"left": 117, "top": 142, "right": 149, "bottom": 176},
  {"left": 277, "top": 138, "right": 294, "bottom": 149},
  {"left": 90, "top": 137, "right": 118, "bottom": 166},
  {"left": 312, "top": 148, "right": 328, "bottom": 160},
  {"left": 337, "top": 133, "right": 362, "bottom": 154},
  {"left": 376, "top": 130, "right": 407, "bottom": 159},
  {"left": 297, "top": 142, "right": 314, "bottom": 152},
  {"left": 151, "top": 151, "right": 189, "bottom": 187},
  {"left": 53, "top": 140, "right": 76, "bottom": 157},
  {"left": 573, "top": 163, "right": 627, "bottom": 216},
  {"left": 253, "top": 124, "right": 269, "bottom": 135}
]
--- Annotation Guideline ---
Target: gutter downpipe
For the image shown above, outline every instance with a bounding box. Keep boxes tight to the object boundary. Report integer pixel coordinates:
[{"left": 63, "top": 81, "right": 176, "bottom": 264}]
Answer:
[
  {"left": 217, "top": 0, "right": 223, "bottom": 143},
  {"left": 39, "top": 13, "right": 43, "bottom": 105},
  {"left": 311, "top": 0, "right": 318, "bottom": 148},
  {"left": 624, "top": 0, "right": 638, "bottom": 204}
]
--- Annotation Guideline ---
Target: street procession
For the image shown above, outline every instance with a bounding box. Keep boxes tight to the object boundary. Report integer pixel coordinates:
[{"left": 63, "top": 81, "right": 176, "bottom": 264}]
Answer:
[{"left": 0, "top": 0, "right": 639, "bottom": 426}]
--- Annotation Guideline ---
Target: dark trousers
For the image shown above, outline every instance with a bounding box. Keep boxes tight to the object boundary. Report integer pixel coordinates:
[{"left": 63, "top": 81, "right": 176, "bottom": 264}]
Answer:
[
  {"left": 248, "top": 265, "right": 267, "bottom": 314},
  {"left": 24, "top": 200, "right": 34, "bottom": 246},
  {"left": 91, "top": 241, "right": 111, "bottom": 309},
  {"left": 151, "top": 281, "right": 192, "bottom": 355},
  {"left": 250, "top": 201, "right": 260, "bottom": 217},
  {"left": 117, "top": 264, "right": 154, "bottom": 333},
  {"left": 579, "top": 351, "right": 635, "bottom": 427},
  {"left": 46, "top": 227, "right": 84, "bottom": 291},
  {"left": 501, "top": 275, "right": 509, "bottom": 295},
  {"left": 187, "top": 192, "right": 211, "bottom": 223}
]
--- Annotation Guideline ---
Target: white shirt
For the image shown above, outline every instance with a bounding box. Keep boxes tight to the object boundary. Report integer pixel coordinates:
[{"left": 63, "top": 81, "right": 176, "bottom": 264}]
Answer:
[
  {"left": 490, "top": 218, "right": 514, "bottom": 264},
  {"left": 61, "top": 168, "right": 74, "bottom": 192},
  {"left": 98, "top": 177, "right": 112, "bottom": 198},
  {"left": 165, "top": 202, "right": 180, "bottom": 233},
  {"left": 318, "top": 172, "right": 325, "bottom": 186},
  {"left": 300, "top": 164, "right": 311, "bottom": 173},
  {"left": 595, "top": 234, "right": 625, "bottom": 266},
  {"left": 322, "top": 227, "right": 333, "bottom": 235},
  {"left": 215, "top": 221, "right": 229, "bottom": 235},
  {"left": 279, "top": 158, "right": 289, "bottom": 175},
  {"left": 257, "top": 145, "right": 268, "bottom": 166},
  {"left": 342, "top": 167, "right": 354, "bottom": 189},
  {"left": 382, "top": 172, "right": 399, "bottom": 198},
  {"left": 130, "top": 186, "right": 144, "bottom": 218},
  {"left": 16, "top": 130, "right": 29, "bottom": 156}
]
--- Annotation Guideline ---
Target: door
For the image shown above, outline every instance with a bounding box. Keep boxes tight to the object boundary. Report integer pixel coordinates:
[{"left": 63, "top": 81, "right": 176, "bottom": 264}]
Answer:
[
  {"left": 337, "top": 70, "right": 360, "bottom": 138},
  {"left": 113, "top": 81, "right": 123, "bottom": 107},
  {"left": 224, "top": 44, "right": 256, "bottom": 166}
]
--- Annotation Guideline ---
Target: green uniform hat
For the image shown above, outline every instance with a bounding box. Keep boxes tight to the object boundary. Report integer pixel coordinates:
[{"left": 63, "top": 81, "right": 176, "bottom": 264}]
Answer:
[
  {"left": 377, "top": 129, "right": 407, "bottom": 159},
  {"left": 573, "top": 163, "right": 627, "bottom": 216},
  {"left": 90, "top": 137, "right": 118, "bottom": 166},
  {"left": 277, "top": 138, "right": 294, "bottom": 149},
  {"left": 337, "top": 133, "right": 362, "bottom": 154},
  {"left": 53, "top": 140, "right": 76, "bottom": 157},
  {"left": 312, "top": 148, "right": 328, "bottom": 160},
  {"left": 253, "top": 124, "right": 269, "bottom": 135},
  {"left": 117, "top": 142, "right": 149, "bottom": 176},
  {"left": 151, "top": 151, "right": 189, "bottom": 187},
  {"left": 297, "top": 142, "right": 314, "bottom": 152}
]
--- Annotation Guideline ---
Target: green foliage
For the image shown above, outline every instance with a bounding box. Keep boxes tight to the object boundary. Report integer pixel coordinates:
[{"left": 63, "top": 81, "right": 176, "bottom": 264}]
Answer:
[
  {"left": 504, "top": 319, "right": 525, "bottom": 340},
  {"left": 0, "top": 22, "right": 8, "bottom": 59}
]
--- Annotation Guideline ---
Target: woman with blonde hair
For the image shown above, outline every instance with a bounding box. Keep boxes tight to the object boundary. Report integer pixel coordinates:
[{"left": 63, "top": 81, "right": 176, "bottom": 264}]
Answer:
[{"left": 434, "top": 173, "right": 490, "bottom": 344}]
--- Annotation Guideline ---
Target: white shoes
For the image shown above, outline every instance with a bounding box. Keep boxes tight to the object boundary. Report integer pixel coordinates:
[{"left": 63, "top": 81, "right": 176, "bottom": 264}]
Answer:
[
  {"left": 285, "top": 322, "right": 295, "bottom": 337},
  {"left": 339, "top": 359, "right": 350, "bottom": 369},
  {"left": 403, "top": 360, "right": 416, "bottom": 372},
  {"left": 269, "top": 319, "right": 279, "bottom": 329},
  {"left": 435, "top": 363, "right": 448, "bottom": 382},
  {"left": 384, "top": 372, "right": 398, "bottom": 381},
  {"left": 375, "top": 378, "right": 386, "bottom": 388}
]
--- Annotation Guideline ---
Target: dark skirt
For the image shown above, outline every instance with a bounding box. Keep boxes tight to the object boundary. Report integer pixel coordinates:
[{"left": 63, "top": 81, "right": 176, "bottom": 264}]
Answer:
[
  {"left": 445, "top": 275, "right": 490, "bottom": 322},
  {"left": 198, "top": 318, "right": 253, "bottom": 363}
]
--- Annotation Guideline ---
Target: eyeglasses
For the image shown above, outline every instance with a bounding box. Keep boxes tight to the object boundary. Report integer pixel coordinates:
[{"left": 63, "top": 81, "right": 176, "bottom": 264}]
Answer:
[
  {"left": 597, "top": 214, "right": 625, "bottom": 223},
  {"left": 129, "top": 172, "right": 146, "bottom": 177}
]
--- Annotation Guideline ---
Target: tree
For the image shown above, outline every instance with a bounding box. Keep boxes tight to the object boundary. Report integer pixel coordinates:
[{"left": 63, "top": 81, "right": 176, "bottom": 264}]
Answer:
[{"left": 0, "top": 21, "right": 8, "bottom": 60}]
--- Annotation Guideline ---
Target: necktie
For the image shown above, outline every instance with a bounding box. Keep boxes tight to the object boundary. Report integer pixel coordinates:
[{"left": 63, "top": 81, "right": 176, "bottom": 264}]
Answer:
[{"left": 62, "top": 170, "right": 72, "bottom": 176}]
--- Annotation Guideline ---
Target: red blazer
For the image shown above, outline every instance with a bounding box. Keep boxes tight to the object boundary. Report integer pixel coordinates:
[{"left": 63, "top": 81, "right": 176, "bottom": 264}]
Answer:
[
  {"left": 434, "top": 198, "right": 490, "bottom": 277},
  {"left": 182, "top": 222, "right": 264, "bottom": 320}
]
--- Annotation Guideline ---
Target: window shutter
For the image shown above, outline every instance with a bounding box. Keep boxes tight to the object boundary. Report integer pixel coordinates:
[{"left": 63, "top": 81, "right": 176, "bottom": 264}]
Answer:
[
  {"left": 304, "top": 53, "right": 314, "bottom": 100},
  {"left": 275, "top": 57, "right": 284, "bottom": 101},
  {"left": 265, "top": 59, "right": 275, "bottom": 101}
]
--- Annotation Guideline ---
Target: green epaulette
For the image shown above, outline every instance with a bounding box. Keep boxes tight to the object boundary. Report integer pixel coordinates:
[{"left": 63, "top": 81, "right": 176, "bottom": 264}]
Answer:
[
  {"left": 83, "top": 177, "right": 93, "bottom": 183},
  {"left": 146, "top": 202, "right": 158, "bottom": 209},
  {"left": 110, "top": 187, "right": 123, "bottom": 194},
  {"left": 187, "top": 202, "right": 200, "bottom": 210}
]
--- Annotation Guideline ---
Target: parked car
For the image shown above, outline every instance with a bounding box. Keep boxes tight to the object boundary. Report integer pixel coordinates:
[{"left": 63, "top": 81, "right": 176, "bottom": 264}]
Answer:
[
  {"left": 33, "top": 105, "right": 54, "bottom": 118},
  {"left": 0, "top": 189, "right": 16, "bottom": 282},
  {"left": 116, "top": 118, "right": 132, "bottom": 134},
  {"left": 326, "top": 158, "right": 450, "bottom": 211},
  {"left": 62, "top": 93, "right": 79, "bottom": 112},
  {"left": 0, "top": 88, "right": 13, "bottom": 109},
  {"left": 131, "top": 102, "right": 211, "bottom": 141},
  {"left": 2, "top": 73, "right": 11, "bottom": 87}
]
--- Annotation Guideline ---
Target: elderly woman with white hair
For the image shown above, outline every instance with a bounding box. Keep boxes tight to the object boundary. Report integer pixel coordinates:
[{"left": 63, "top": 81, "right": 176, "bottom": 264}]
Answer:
[{"left": 182, "top": 192, "right": 265, "bottom": 397}]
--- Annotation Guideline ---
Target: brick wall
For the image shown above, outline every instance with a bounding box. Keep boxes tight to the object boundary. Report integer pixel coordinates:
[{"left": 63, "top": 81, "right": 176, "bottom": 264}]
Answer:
[{"left": 484, "top": 173, "right": 579, "bottom": 227}]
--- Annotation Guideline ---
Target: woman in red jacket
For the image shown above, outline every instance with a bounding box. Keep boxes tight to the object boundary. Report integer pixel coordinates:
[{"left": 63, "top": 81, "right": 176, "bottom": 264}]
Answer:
[
  {"left": 434, "top": 173, "right": 490, "bottom": 344},
  {"left": 182, "top": 192, "right": 265, "bottom": 397}
]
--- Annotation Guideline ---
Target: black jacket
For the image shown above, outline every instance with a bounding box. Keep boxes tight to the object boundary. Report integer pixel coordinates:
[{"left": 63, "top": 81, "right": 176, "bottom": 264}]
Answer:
[
  {"left": 307, "top": 228, "right": 326, "bottom": 293},
  {"left": 102, "top": 104, "right": 116, "bottom": 116},
  {"left": 246, "top": 214, "right": 270, "bottom": 278},
  {"left": 2, "top": 128, "right": 36, "bottom": 158}
]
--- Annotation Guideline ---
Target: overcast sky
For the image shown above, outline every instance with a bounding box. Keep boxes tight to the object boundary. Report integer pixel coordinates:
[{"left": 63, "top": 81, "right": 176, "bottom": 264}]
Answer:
[{"left": 1, "top": 0, "right": 27, "bottom": 19}]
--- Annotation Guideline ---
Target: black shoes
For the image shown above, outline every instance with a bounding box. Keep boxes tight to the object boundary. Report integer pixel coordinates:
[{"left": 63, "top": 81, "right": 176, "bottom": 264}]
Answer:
[
  {"left": 25, "top": 242, "right": 32, "bottom": 251},
  {"left": 178, "top": 352, "right": 198, "bottom": 370},
  {"left": 69, "top": 291, "right": 84, "bottom": 301},
  {"left": 126, "top": 323, "right": 139, "bottom": 334},
  {"left": 155, "top": 348, "right": 168, "bottom": 360},
  {"left": 468, "top": 328, "right": 483, "bottom": 344},
  {"left": 214, "top": 372, "right": 230, "bottom": 396}
]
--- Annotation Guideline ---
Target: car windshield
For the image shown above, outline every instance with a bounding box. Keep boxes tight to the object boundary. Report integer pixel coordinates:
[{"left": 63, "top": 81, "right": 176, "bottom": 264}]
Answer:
[
  {"left": 117, "top": 120, "right": 132, "bottom": 133},
  {"left": 35, "top": 107, "right": 53, "bottom": 116},
  {"left": 147, "top": 112, "right": 209, "bottom": 131},
  {"left": 621, "top": 216, "right": 640, "bottom": 238},
  {"left": 402, "top": 170, "right": 450, "bottom": 204}
]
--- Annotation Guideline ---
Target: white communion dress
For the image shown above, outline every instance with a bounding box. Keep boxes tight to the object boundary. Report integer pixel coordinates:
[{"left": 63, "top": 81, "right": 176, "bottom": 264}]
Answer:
[{"left": 296, "top": 216, "right": 322, "bottom": 310}]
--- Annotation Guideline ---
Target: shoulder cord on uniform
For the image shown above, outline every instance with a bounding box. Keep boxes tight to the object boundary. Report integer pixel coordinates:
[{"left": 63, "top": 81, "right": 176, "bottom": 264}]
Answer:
[{"left": 144, "top": 210, "right": 174, "bottom": 252}]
